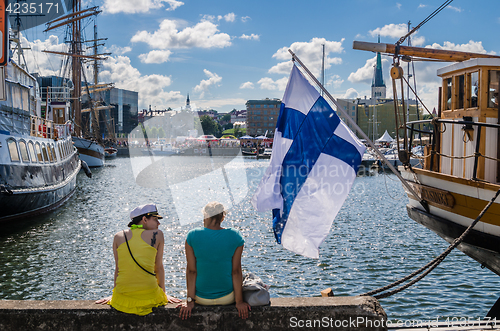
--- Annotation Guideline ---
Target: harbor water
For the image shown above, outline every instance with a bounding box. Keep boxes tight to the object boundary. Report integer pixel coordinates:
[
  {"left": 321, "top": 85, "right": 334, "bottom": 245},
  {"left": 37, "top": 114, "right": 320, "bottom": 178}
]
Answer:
[{"left": 0, "top": 155, "right": 498, "bottom": 321}]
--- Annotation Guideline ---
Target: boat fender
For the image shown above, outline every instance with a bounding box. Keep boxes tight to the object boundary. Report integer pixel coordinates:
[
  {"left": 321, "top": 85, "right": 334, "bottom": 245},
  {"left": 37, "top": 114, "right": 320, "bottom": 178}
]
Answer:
[
  {"left": 81, "top": 160, "right": 92, "bottom": 178},
  {"left": 0, "top": 184, "right": 13, "bottom": 195}
]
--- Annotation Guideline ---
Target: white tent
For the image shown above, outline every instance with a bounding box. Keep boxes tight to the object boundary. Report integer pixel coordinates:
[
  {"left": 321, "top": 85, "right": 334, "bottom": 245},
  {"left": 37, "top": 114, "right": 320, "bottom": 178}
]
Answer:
[
  {"left": 376, "top": 130, "right": 394, "bottom": 142},
  {"left": 239, "top": 135, "right": 253, "bottom": 139}
]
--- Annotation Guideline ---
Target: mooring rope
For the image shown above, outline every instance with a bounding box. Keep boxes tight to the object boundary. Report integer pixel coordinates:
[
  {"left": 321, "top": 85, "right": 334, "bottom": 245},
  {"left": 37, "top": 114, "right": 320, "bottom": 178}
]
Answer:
[{"left": 362, "top": 188, "right": 500, "bottom": 299}]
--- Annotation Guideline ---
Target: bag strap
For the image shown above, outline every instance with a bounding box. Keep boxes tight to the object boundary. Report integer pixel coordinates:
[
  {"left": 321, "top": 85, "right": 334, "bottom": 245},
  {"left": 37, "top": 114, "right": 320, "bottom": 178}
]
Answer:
[{"left": 123, "top": 230, "right": 156, "bottom": 276}]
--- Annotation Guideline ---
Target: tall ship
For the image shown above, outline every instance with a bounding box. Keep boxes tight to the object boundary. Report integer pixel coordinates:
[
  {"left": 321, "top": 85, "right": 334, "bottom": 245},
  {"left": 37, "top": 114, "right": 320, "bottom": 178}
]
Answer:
[
  {"left": 354, "top": 40, "right": 500, "bottom": 276},
  {"left": 0, "top": 30, "right": 81, "bottom": 221},
  {"left": 42, "top": 1, "right": 112, "bottom": 167}
]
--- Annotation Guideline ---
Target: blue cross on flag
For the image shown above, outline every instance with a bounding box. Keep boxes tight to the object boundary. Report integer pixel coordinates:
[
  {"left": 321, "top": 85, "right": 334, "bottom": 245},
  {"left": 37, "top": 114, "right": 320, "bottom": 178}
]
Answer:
[{"left": 251, "top": 65, "right": 366, "bottom": 258}]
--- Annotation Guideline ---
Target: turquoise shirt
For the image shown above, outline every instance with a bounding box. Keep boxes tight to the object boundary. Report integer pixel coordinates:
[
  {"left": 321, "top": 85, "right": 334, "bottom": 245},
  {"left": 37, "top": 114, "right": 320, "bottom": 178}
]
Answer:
[{"left": 187, "top": 227, "right": 244, "bottom": 299}]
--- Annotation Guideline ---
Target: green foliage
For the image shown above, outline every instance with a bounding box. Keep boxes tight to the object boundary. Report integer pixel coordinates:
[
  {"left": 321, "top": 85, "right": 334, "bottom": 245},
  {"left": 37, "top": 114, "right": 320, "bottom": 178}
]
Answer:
[
  {"left": 222, "top": 125, "right": 245, "bottom": 138},
  {"left": 200, "top": 115, "right": 222, "bottom": 137},
  {"left": 157, "top": 127, "right": 165, "bottom": 138}
]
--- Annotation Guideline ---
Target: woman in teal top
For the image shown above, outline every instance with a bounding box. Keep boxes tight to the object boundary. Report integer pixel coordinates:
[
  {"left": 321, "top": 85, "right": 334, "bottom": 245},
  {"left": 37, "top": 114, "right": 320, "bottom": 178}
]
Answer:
[{"left": 178, "top": 202, "right": 250, "bottom": 319}]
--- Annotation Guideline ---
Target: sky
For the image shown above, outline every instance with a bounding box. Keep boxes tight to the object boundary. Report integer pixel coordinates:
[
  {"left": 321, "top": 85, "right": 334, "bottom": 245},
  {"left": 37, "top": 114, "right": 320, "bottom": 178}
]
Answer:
[{"left": 13, "top": 0, "right": 500, "bottom": 114}]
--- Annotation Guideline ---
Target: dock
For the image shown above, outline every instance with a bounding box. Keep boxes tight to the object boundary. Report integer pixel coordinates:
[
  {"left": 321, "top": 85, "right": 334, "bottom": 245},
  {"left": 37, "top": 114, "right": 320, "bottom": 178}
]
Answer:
[{"left": 0, "top": 296, "right": 386, "bottom": 330}]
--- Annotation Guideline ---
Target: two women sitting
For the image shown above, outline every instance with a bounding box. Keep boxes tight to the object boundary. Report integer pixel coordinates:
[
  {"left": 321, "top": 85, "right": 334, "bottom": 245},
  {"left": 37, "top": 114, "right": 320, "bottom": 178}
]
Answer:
[{"left": 97, "top": 201, "right": 251, "bottom": 319}]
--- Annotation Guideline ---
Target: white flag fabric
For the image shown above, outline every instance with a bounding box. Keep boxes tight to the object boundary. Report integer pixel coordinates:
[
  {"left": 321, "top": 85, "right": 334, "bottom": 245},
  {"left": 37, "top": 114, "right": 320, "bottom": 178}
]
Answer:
[{"left": 251, "top": 65, "right": 366, "bottom": 258}]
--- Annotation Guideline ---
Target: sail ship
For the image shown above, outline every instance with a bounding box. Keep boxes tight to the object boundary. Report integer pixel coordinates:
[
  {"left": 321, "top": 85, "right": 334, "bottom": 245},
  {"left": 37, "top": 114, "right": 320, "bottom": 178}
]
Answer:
[
  {"left": 354, "top": 40, "right": 500, "bottom": 276},
  {"left": 43, "top": 1, "right": 109, "bottom": 167},
  {"left": 0, "top": 7, "right": 81, "bottom": 222}
]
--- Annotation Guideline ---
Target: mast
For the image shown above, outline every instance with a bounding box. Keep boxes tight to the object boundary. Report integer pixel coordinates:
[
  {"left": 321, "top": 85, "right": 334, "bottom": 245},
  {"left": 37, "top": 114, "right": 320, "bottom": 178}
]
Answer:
[
  {"left": 71, "top": 0, "right": 82, "bottom": 137},
  {"left": 321, "top": 44, "right": 325, "bottom": 96}
]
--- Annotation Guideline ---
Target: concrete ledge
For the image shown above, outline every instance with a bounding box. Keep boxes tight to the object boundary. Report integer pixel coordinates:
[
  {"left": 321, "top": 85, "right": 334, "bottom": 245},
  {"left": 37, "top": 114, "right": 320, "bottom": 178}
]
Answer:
[{"left": 0, "top": 296, "right": 387, "bottom": 331}]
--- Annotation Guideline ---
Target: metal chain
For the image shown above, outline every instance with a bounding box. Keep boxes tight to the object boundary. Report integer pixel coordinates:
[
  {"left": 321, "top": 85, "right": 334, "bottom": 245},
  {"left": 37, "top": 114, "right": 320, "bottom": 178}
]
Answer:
[{"left": 362, "top": 188, "right": 500, "bottom": 299}]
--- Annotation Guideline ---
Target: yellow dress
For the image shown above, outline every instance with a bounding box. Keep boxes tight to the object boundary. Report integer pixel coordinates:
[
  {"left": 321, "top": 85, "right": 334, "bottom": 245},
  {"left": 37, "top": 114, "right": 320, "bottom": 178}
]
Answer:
[{"left": 108, "top": 228, "right": 168, "bottom": 315}]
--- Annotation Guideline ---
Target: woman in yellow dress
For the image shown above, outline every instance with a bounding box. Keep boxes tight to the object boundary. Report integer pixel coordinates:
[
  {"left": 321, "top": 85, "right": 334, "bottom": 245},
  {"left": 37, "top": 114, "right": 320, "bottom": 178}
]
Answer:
[{"left": 96, "top": 203, "right": 181, "bottom": 315}]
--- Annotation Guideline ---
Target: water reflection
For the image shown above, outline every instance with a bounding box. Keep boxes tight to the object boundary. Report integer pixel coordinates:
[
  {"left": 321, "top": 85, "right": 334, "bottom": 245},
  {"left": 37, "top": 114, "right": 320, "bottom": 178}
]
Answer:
[{"left": 0, "top": 156, "right": 497, "bottom": 320}]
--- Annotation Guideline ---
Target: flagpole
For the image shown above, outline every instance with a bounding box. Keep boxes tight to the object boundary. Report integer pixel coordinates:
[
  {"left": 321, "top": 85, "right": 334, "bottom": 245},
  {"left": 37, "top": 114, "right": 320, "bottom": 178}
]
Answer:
[{"left": 288, "top": 49, "right": 427, "bottom": 211}]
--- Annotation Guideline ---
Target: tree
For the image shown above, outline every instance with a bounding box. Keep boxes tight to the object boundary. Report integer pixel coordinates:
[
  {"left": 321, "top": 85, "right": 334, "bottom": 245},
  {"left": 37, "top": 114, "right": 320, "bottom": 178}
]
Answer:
[
  {"left": 233, "top": 124, "right": 242, "bottom": 138},
  {"left": 221, "top": 113, "right": 231, "bottom": 122},
  {"left": 158, "top": 127, "right": 166, "bottom": 138},
  {"left": 200, "top": 115, "right": 219, "bottom": 136}
]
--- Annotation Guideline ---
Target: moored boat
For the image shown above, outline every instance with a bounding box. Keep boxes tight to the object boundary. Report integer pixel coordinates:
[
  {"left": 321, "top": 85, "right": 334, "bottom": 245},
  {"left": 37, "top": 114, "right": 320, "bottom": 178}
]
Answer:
[
  {"left": 0, "top": 61, "right": 81, "bottom": 222},
  {"left": 354, "top": 40, "right": 500, "bottom": 276}
]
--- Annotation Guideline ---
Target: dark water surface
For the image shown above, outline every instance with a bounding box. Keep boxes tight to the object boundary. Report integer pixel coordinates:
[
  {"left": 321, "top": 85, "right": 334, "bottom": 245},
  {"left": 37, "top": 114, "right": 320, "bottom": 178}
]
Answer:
[{"left": 0, "top": 156, "right": 498, "bottom": 321}]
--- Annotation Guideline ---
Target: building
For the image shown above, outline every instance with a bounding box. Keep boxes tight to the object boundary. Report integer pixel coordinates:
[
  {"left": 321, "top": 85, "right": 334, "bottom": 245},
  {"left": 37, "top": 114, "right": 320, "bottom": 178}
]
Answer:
[
  {"left": 102, "top": 87, "right": 139, "bottom": 137},
  {"left": 336, "top": 39, "right": 422, "bottom": 141},
  {"left": 231, "top": 110, "right": 246, "bottom": 124},
  {"left": 245, "top": 98, "right": 281, "bottom": 137}
]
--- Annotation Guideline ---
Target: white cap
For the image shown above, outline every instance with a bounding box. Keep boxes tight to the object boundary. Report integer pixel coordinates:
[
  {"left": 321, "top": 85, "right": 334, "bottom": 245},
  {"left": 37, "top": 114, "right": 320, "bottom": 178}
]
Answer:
[{"left": 130, "top": 203, "right": 163, "bottom": 220}]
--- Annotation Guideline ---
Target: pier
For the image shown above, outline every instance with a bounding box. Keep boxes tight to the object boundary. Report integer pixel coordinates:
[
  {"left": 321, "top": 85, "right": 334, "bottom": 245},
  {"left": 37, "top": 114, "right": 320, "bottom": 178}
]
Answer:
[{"left": 0, "top": 296, "right": 386, "bottom": 330}]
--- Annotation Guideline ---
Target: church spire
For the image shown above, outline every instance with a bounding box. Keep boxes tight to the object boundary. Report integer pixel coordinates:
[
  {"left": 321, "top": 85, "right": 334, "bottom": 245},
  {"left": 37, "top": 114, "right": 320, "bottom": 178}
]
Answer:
[{"left": 371, "top": 35, "right": 386, "bottom": 100}]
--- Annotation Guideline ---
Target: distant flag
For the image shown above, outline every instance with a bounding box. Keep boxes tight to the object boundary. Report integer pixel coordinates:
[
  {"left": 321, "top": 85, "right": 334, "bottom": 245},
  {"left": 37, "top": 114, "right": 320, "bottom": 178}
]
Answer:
[{"left": 251, "top": 65, "right": 366, "bottom": 258}]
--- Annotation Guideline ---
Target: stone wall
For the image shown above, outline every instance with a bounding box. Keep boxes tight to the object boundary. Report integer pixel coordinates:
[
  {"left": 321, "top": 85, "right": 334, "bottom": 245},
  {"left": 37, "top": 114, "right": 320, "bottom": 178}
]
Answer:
[{"left": 0, "top": 296, "right": 387, "bottom": 331}]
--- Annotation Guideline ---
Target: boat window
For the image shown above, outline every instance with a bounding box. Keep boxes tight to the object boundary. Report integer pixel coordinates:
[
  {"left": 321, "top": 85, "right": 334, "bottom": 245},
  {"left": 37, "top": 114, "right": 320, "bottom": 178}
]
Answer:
[
  {"left": 488, "top": 70, "right": 500, "bottom": 108},
  {"left": 7, "top": 139, "right": 20, "bottom": 162},
  {"left": 28, "top": 141, "right": 36, "bottom": 163},
  {"left": 58, "top": 142, "right": 63, "bottom": 159},
  {"left": 470, "top": 71, "right": 479, "bottom": 108},
  {"left": 35, "top": 143, "right": 43, "bottom": 162},
  {"left": 458, "top": 75, "right": 464, "bottom": 109},
  {"left": 41, "top": 143, "right": 49, "bottom": 163},
  {"left": 445, "top": 78, "right": 452, "bottom": 110},
  {"left": 49, "top": 144, "right": 56, "bottom": 162},
  {"left": 18, "top": 140, "right": 30, "bottom": 162}
]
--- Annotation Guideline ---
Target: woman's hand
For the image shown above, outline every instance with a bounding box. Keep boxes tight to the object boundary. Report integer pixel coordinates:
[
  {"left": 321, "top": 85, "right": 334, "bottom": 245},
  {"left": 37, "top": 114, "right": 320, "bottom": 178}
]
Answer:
[
  {"left": 235, "top": 301, "right": 251, "bottom": 319},
  {"left": 94, "top": 296, "right": 112, "bottom": 304},
  {"left": 177, "top": 301, "right": 195, "bottom": 320},
  {"left": 167, "top": 295, "right": 182, "bottom": 303}
]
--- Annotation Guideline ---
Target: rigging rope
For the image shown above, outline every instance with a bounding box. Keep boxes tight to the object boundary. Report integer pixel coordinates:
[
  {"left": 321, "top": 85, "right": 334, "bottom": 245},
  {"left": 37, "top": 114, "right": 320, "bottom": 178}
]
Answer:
[
  {"left": 397, "top": 0, "right": 455, "bottom": 45},
  {"left": 362, "top": 187, "right": 500, "bottom": 299}
]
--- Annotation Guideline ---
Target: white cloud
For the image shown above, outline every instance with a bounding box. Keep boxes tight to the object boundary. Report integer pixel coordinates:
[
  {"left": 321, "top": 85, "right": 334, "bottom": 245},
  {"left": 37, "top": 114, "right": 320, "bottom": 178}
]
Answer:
[
  {"left": 348, "top": 55, "right": 377, "bottom": 84},
  {"left": 194, "top": 69, "right": 222, "bottom": 98},
  {"left": 343, "top": 88, "right": 358, "bottom": 99},
  {"left": 138, "top": 50, "right": 172, "bottom": 63},
  {"left": 369, "top": 23, "right": 425, "bottom": 45},
  {"left": 21, "top": 35, "right": 69, "bottom": 76},
  {"left": 369, "top": 23, "right": 408, "bottom": 39},
  {"left": 102, "top": 0, "right": 184, "bottom": 14},
  {"left": 241, "top": 16, "right": 251, "bottom": 22},
  {"left": 426, "top": 40, "right": 494, "bottom": 54},
  {"left": 106, "top": 45, "right": 132, "bottom": 55},
  {"left": 327, "top": 74, "right": 343, "bottom": 89},
  {"left": 131, "top": 19, "right": 231, "bottom": 49},
  {"left": 218, "top": 13, "right": 236, "bottom": 22},
  {"left": 196, "top": 98, "right": 247, "bottom": 110},
  {"left": 100, "top": 56, "right": 183, "bottom": 109},
  {"left": 240, "top": 34, "right": 259, "bottom": 41},
  {"left": 447, "top": 5, "right": 462, "bottom": 12},
  {"left": 240, "top": 82, "right": 254, "bottom": 89},
  {"left": 257, "top": 77, "right": 288, "bottom": 91},
  {"left": 269, "top": 37, "right": 344, "bottom": 77},
  {"left": 418, "top": 4, "right": 427, "bottom": 8},
  {"left": 396, "top": 3, "right": 402, "bottom": 9}
]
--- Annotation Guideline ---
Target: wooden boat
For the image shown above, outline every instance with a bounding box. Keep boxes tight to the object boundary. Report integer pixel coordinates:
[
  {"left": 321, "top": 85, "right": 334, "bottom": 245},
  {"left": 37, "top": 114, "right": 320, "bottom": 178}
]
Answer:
[
  {"left": 354, "top": 41, "right": 500, "bottom": 276},
  {"left": 104, "top": 147, "right": 118, "bottom": 159}
]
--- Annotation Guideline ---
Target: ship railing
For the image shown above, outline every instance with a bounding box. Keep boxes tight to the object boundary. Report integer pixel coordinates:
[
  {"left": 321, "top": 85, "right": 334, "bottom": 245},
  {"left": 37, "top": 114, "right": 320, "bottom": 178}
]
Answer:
[
  {"left": 41, "top": 86, "right": 71, "bottom": 102},
  {"left": 30, "top": 116, "right": 72, "bottom": 140},
  {"left": 405, "top": 118, "right": 500, "bottom": 181}
]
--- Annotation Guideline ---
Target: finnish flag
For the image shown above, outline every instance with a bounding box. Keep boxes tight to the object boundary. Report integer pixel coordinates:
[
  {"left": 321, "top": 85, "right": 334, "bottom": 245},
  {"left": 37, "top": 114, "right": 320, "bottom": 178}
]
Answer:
[{"left": 252, "top": 65, "right": 366, "bottom": 258}]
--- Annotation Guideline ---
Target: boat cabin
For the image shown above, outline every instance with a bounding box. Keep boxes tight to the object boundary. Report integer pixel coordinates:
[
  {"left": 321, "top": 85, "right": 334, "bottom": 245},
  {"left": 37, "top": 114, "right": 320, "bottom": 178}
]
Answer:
[{"left": 436, "top": 58, "right": 500, "bottom": 183}]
